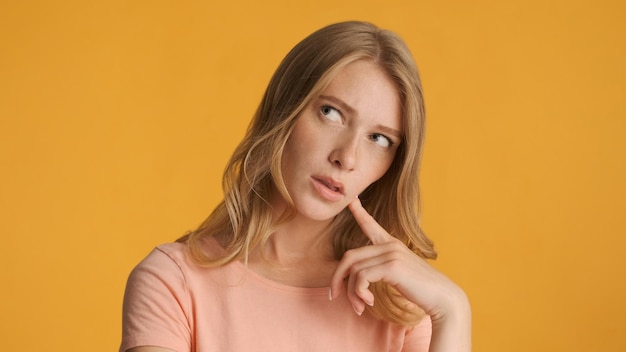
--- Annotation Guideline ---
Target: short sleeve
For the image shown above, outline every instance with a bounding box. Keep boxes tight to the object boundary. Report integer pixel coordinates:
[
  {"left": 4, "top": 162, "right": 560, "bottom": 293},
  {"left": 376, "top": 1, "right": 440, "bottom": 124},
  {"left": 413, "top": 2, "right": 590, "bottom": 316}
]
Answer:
[
  {"left": 120, "top": 247, "right": 192, "bottom": 352},
  {"left": 402, "top": 315, "right": 432, "bottom": 352}
]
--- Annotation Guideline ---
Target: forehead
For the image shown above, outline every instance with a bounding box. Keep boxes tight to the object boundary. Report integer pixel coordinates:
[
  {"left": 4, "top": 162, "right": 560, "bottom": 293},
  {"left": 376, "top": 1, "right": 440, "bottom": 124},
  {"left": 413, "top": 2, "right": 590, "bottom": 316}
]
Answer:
[{"left": 318, "top": 59, "right": 403, "bottom": 132}]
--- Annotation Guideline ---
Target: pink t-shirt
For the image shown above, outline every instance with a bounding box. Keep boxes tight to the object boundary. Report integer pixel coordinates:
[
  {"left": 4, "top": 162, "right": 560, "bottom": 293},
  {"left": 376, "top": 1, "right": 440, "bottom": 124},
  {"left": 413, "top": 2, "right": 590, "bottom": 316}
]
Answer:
[{"left": 120, "top": 238, "right": 431, "bottom": 352}]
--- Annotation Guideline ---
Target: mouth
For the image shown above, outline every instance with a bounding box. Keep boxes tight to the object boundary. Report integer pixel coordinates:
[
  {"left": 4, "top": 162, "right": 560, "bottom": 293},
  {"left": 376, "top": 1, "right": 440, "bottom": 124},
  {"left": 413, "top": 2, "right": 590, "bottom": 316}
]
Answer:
[{"left": 312, "top": 176, "right": 344, "bottom": 195}]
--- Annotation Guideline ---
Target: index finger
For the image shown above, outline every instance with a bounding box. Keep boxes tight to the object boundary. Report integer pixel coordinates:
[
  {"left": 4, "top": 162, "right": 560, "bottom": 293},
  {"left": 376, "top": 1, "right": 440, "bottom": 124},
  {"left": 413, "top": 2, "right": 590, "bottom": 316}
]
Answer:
[{"left": 348, "top": 197, "right": 391, "bottom": 245}]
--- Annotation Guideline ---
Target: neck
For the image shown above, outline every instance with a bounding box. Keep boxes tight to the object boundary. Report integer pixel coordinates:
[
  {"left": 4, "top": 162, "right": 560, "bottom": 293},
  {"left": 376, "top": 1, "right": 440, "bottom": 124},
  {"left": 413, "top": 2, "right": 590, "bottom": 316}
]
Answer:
[
  {"left": 245, "top": 205, "right": 338, "bottom": 288},
  {"left": 242, "top": 188, "right": 341, "bottom": 287},
  {"left": 263, "top": 213, "right": 335, "bottom": 264},
  {"left": 254, "top": 190, "right": 336, "bottom": 264}
]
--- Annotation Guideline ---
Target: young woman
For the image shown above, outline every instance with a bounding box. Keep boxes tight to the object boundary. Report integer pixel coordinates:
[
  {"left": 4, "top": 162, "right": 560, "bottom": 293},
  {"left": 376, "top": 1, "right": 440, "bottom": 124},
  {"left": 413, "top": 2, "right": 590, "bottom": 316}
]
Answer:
[{"left": 120, "top": 21, "right": 471, "bottom": 352}]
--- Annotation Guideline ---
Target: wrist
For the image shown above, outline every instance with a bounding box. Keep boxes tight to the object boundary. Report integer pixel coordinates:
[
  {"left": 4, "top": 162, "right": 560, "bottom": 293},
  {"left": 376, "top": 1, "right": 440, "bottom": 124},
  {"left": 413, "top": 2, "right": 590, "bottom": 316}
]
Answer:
[
  {"left": 431, "top": 285, "right": 471, "bottom": 328},
  {"left": 428, "top": 287, "right": 472, "bottom": 351}
]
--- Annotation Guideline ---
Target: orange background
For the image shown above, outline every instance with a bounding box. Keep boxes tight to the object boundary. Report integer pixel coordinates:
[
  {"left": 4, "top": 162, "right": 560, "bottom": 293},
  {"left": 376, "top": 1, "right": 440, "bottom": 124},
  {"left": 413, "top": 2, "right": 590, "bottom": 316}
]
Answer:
[{"left": 1, "top": 0, "right": 625, "bottom": 351}]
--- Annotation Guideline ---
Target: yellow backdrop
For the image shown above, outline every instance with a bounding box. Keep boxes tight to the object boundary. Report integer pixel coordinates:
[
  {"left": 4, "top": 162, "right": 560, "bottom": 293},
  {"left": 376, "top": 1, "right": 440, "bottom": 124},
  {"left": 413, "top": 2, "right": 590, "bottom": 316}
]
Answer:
[{"left": 1, "top": 0, "right": 624, "bottom": 351}]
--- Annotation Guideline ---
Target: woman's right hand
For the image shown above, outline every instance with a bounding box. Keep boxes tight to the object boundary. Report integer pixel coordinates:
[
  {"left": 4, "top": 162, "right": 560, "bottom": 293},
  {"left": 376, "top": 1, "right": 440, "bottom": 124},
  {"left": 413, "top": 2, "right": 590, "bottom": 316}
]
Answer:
[{"left": 329, "top": 198, "right": 472, "bottom": 351}]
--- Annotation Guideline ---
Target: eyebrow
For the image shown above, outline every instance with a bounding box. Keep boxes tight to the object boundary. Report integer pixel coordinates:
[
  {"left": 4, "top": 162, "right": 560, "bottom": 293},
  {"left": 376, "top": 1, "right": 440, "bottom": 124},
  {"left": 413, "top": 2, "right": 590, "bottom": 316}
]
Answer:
[
  {"left": 318, "top": 94, "right": 403, "bottom": 139},
  {"left": 319, "top": 95, "right": 355, "bottom": 114},
  {"left": 376, "top": 124, "right": 403, "bottom": 139}
]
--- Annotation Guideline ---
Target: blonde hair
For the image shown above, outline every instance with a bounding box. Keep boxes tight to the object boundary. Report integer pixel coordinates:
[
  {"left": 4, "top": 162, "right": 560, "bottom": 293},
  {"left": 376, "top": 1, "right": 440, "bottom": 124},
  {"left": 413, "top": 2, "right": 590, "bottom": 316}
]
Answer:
[{"left": 181, "top": 21, "right": 436, "bottom": 326}]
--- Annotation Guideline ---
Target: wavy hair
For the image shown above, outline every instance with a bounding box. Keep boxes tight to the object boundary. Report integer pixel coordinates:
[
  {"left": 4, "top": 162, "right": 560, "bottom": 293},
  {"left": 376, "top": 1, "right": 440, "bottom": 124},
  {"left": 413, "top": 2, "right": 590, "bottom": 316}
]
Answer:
[{"left": 181, "top": 21, "right": 436, "bottom": 326}]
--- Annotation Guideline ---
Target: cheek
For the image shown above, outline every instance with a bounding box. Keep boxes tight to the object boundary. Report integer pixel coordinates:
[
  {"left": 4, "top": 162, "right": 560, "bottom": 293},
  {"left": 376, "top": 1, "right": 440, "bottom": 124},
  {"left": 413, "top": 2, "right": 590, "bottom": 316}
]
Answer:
[
  {"left": 282, "top": 139, "right": 306, "bottom": 168},
  {"left": 353, "top": 161, "right": 395, "bottom": 200},
  {"left": 287, "top": 123, "right": 327, "bottom": 160},
  {"left": 375, "top": 150, "right": 397, "bottom": 175},
  {"left": 281, "top": 125, "right": 318, "bottom": 178},
  {"left": 359, "top": 157, "right": 395, "bottom": 189}
]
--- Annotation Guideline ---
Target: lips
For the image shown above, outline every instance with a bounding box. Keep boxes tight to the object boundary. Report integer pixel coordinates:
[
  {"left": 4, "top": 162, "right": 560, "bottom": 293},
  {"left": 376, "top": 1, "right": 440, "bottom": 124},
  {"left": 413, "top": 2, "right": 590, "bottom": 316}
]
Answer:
[
  {"left": 314, "top": 176, "right": 344, "bottom": 193},
  {"left": 311, "top": 176, "right": 344, "bottom": 202}
]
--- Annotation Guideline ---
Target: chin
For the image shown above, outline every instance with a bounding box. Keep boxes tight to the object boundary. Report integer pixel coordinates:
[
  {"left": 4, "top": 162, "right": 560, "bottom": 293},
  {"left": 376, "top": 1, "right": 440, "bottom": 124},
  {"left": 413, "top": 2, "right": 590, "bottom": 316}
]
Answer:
[{"left": 295, "top": 202, "right": 346, "bottom": 222}]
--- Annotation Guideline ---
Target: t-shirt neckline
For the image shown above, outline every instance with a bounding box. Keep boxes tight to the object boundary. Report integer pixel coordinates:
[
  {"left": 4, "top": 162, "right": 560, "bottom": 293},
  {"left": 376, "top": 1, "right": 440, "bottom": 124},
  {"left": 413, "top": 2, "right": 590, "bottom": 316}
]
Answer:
[{"left": 206, "top": 236, "right": 332, "bottom": 296}]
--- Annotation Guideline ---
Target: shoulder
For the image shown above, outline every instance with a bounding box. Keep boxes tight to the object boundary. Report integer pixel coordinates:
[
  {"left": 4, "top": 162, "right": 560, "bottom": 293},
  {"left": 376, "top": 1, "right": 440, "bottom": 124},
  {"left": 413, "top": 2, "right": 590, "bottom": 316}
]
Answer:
[
  {"left": 121, "top": 243, "right": 196, "bottom": 352},
  {"left": 132, "top": 237, "right": 220, "bottom": 276},
  {"left": 149, "top": 242, "right": 189, "bottom": 269},
  {"left": 124, "top": 242, "right": 191, "bottom": 300},
  {"left": 129, "top": 242, "right": 189, "bottom": 281},
  {"left": 126, "top": 237, "right": 229, "bottom": 294}
]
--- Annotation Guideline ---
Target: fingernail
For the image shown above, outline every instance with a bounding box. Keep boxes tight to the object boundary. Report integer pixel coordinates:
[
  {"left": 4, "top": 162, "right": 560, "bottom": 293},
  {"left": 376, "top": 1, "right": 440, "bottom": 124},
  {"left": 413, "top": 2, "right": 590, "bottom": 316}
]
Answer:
[
  {"left": 328, "top": 287, "right": 332, "bottom": 301},
  {"left": 352, "top": 304, "right": 363, "bottom": 316}
]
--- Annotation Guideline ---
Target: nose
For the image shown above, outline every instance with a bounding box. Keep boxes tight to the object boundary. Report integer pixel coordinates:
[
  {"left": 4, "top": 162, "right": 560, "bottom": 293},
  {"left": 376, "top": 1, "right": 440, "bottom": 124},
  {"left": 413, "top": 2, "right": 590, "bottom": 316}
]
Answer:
[{"left": 329, "top": 133, "right": 359, "bottom": 170}]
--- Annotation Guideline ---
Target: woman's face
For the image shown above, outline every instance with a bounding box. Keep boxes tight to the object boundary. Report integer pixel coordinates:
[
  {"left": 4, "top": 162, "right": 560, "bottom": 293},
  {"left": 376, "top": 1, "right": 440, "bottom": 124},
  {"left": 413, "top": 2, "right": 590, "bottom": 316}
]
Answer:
[{"left": 279, "top": 59, "right": 402, "bottom": 221}]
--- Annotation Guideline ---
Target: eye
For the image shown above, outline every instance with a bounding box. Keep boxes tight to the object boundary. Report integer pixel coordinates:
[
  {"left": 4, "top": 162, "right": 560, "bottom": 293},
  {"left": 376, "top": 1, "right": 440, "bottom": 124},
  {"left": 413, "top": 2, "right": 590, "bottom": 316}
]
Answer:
[
  {"left": 369, "top": 133, "right": 393, "bottom": 148},
  {"left": 320, "top": 105, "right": 342, "bottom": 122}
]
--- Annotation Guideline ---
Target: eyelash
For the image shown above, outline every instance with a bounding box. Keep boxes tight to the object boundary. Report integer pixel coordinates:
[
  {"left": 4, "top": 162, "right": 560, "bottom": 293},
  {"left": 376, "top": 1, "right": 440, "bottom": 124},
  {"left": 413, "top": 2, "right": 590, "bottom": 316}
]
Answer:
[{"left": 370, "top": 133, "right": 394, "bottom": 148}]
